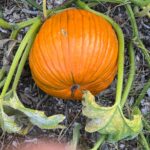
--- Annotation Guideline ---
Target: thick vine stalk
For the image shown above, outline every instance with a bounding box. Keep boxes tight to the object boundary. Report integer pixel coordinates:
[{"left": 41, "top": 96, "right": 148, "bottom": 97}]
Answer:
[
  {"left": 12, "top": 33, "right": 37, "bottom": 90},
  {"left": 0, "top": 18, "right": 14, "bottom": 29},
  {"left": 133, "top": 79, "right": 150, "bottom": 107},
  {"left": 0, "top": 18, "right": 41, "bottom": 97},
  {"left": 121, "top": 42, "right": 135, "bottom": 108},
  {"left": 125, "top": 4, "right": 150, "bottom": 67}
]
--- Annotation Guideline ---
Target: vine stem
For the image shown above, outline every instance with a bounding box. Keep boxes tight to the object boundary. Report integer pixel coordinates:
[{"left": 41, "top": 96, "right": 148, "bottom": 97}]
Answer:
[
  {"left": 84, "top": 0, "right": 150, "bottom": 7},
  {"left": 121, "top": 42, "right": 135, "bottom": 108},
  {"left": 139, "top": 132, "right": 150, "bottom": 150},
  {"left": 125, "top": 4, "right": 150, "bottom": 67},
  {"left": 0, "top": 18, "right": 41, "bottom": 97},
  {"left": 10, "top": 30, "right": 19, "bottom": 39},
  {"left": 130, "top": 0, "right": 150, "bottom": 7},
  {"left": 43, "top": 0, "right": 47, "bottom": 18},
  {"left": 90, "top": 135, "right": 105, "bottom": 150},
  {"left": 0, "top": 18, "right": 14, "bottom": 29},
  {"left": 12, "top": 33, "right": 37, "bottom": 90},
  {"left": 134, "top": 4, "right": 150, "bottom": 18},
  {"left": 0, "top": 17, "right": 39, "bottom": 30},
  {"left": 71, "top": 123, "right": 81, "bottom": 150},
  {"left": 16, "top": 17, "right": 40, "bottom": 29},
  {"left": 0, "top": 17, "right": 41, "bottom": 40},
  {"left": 133, "top": 78, "right": 150, "bottom": 107},
  {"left": 10, "top": 17, "right": 41, "bottom": 39}
]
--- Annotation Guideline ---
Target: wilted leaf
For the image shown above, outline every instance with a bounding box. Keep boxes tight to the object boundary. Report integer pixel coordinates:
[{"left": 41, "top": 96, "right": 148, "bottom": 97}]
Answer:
[
  {"left": 4, "top": 92, "right": 65, "bottom": 129},
  {"left": 0, "top": 111, "right": 22, "bottom": 133},
  {"left": 82, "top": 91, "right": 143, "bottom": 142},
  {"left": 0, "top": 96, "right": 22, "bottom": 133}
]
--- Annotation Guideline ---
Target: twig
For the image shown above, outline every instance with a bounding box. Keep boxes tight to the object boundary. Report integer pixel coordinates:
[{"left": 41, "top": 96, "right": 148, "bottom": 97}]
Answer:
[{"left": 26, "top": 0, "right": 42, "bottom": 11}]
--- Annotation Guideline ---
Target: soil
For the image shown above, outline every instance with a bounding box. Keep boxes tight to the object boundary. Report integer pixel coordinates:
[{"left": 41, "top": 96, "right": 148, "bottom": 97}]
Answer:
[{"left": 0, "top": 0, "right": 150, "bottom": 150}]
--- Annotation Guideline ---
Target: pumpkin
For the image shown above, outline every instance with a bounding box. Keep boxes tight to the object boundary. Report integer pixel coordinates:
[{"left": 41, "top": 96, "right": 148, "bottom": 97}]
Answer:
[{"left": 29, "top": 8, "right": 118, "bottom": 100}]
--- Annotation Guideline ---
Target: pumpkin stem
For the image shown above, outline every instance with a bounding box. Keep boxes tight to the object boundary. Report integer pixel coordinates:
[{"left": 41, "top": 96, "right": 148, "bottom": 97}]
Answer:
[{"left": 71, "top": 84, "right": 80, "bottom": 97}]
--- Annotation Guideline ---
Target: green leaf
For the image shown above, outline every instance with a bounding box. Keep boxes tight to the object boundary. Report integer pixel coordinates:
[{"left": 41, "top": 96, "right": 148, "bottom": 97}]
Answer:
[
  {"left": 0, "top": 96, "right": 22, "bottom": 133},
  {"left": 82, "top": 91, "right": 143, "bottom": 142},
  {"left": 4, "top": 92, "right": 65, "bottom": 130},
  {"left": 0, "top": 111, "right": 22, "bottom": 133}
]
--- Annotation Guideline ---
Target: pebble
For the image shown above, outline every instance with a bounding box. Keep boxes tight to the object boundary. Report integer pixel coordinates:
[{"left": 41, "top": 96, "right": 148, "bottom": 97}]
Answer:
[
  {"left": 129, "top": 97, "right": 134, "bottom": 106},
  {"left": 147, "top": 88, "right": 150, "bottom": 97},
  {"left": 24, "top": 138, "right": 38, "bottom": 144},
  {"left": 12, "top": 141, "right": 18, "bottom": 147},
  {"left": 141, "top": 106, "right": 150, "bottom": 115},
  {"left": 119, "top": 143, "right": 125, "bottom": 149}
]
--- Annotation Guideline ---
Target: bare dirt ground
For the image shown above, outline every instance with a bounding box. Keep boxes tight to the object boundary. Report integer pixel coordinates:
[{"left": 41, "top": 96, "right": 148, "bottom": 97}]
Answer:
[{"left": 0, "top": 0, "right": 150, "bottom": 150}]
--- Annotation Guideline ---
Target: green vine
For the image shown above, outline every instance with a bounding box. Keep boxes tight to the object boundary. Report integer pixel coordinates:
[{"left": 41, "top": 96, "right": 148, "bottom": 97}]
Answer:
[
  {"left": 83, "top": 0, "right": 150, "bottom": 7},
  {"left": 43, "top": 0, "right": 47, "bottom": 19},
  {"left": 0, "top": 18, "right": 41, "bottom": 97},
  {"left": 125, "top": 4, "right": 150, "bottom": 67},
  {"left": 0, "top": 3, "right": 68, "bottom": 133},
  {"left": 121, "top": 42, "right": 135, "bottom": 108},
  {"left": 0, "top": 18, "right": 14, "bottom": 29}
]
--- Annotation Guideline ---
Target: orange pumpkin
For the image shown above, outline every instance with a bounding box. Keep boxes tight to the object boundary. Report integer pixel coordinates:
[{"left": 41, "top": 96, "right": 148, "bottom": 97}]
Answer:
[{"left": 29, "top": 8, "right": 118, "bottom": 100}]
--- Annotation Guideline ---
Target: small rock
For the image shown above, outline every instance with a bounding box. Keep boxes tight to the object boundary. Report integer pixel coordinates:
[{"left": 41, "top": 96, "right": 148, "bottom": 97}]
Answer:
[
  {"left": 136, "top": 55, "right": 140, "bottom": 62},
  {"left": 119, "top": 143, "right": 125, "bottom": 149},
  {"left": 25, "top": 138, "right": 38, "bottom": 144},
  {"left": 24, "top": 87, "right": 31, "bottom": 94},
  {"left": 147, "top": 88, "right": 150, "bottom": 97},
  {"left": 141, "top": 106, "right": 149, "bottom": 115},
  {"left": 12, "top": 141, "right": 18, "bottom": 148},
  {"left": 101, "top": 143, "right": 109, "bottom": 150},
  {"left": 13, "top": 12, "right": 20, "bottom": 20},
  {"left": 54, "top": 0, "right": 65, "bottom": 5},
  {"left": 129, "top": 97, "right": 134, "bottom": 106},
  {"left": 141, "top": 99, "right": 145, "bottom": 105}
]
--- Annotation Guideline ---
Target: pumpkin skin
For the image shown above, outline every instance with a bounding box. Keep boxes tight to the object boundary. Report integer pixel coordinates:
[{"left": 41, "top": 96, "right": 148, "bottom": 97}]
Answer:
[{"left": 29, "top": 8, "right": 118, "bottom": 100}]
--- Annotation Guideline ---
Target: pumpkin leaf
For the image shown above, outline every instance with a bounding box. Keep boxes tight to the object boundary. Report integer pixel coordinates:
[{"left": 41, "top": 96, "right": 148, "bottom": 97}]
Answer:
[
  {"left": 0, "top": 110, "right": 22, "bottom": 133},
  {"left": 82, "top": 91, "right": 143, "bottom": 142},
  {"left": 0, "top": 96, "right": 23, "bottom": 133},
  {"left": 3, "top": 91, "right": 65, "bottom": 130}
]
